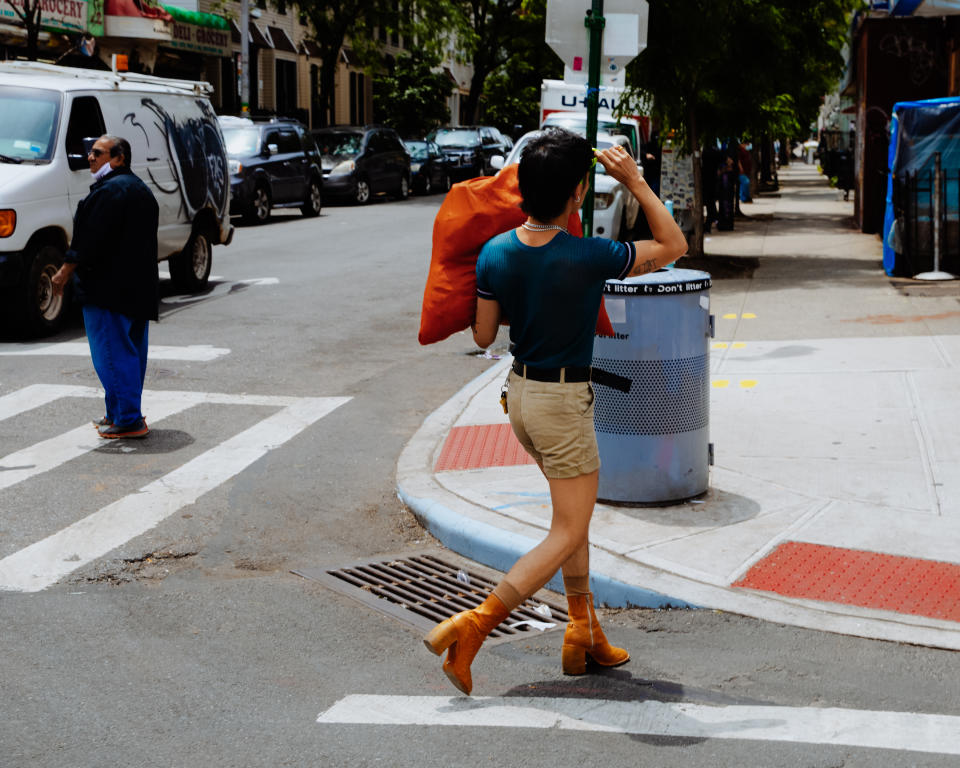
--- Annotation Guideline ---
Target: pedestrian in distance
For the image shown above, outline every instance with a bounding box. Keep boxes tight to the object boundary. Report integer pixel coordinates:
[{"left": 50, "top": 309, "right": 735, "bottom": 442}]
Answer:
[
  {"left": 51, "top": 134, "right": 160, "bottom": 439},
  {"left": 738, "top": 140, "right": 753, "bottom": 204},
  {"left": 423, "top": 128, "right": 687, "bottom": 695}
]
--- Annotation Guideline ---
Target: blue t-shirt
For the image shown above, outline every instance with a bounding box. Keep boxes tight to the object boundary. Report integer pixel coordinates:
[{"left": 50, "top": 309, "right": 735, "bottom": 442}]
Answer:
[{"left": 476, "top": 230, "right": 636, "bottom": 368}]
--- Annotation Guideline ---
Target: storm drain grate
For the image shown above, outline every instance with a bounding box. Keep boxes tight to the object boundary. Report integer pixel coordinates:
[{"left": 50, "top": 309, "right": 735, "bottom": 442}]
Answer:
[{"left": 294, "top": 553, "right": 569, "bottom": 644}]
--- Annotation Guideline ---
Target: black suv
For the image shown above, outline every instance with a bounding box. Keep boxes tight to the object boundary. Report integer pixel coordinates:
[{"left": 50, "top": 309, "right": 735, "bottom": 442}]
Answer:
[
  {"left": 428, "top": 125, "right": 509, "bottom": 179},
  {"left": 220, "top": 116, "right": 323, "bottom": 224},
  {"left": 313, "top": 125, "right": 411, "bottom": 204}
]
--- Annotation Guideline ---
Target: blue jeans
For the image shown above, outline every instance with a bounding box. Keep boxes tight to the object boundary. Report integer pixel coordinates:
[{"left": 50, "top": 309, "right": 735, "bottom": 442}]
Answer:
[
  {"left": 739, "top": 174, "right": 751, "bottom": 202},
  {"left": 82, "top": 305, "right": 149, "bottom": 427}
]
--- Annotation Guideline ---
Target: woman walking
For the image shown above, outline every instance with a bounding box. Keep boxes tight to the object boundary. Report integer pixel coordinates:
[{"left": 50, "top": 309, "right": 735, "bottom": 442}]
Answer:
[{"left": 424, "top": 128, "right": 687, "bottom": 695}]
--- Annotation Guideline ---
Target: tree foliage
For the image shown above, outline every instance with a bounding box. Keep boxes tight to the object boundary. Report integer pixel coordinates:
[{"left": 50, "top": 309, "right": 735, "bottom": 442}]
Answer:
[
  {"left": 372, "top": 51, "right": 453, "bottom": 138},
  {"left": 437, "top": 0, "right": 536, "bottom": 125},
  {"left": 622, "top": 0, "right": 860, "bottom": 255},
  {"left": 480, "top": 0, "right": 560, "bottom": 134}
]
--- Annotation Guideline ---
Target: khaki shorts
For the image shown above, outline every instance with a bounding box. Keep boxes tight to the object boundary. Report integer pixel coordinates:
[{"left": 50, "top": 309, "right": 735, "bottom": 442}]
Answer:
[{"left": 507, "top": 369, "right": 600, "bottom": 479}]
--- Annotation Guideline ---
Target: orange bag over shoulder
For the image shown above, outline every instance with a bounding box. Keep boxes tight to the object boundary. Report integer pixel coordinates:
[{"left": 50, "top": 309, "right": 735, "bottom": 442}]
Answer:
[{"left": 418, "top": 164, "right": 614, "bottom": 345}]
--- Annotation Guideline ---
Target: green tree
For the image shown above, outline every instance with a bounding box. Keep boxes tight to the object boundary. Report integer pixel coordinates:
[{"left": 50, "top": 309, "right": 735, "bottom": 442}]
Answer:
[
  {"left": 373, "top": 51, "right": 453, "bottom": 137},
  {"left": 438, "top": 0, "right": 534, "bottom": 125},
  {"left": 624, "top": 0, "right": 859, "bottom": 256},
  {"left": 4, "top": 0, "right": 43, "bottom": 61},
  {"left": 295, "top": 0, "right": 393, "bottom": 126},
  {"left": 481, "top": 0, "right": 560, "bottom": 134}
]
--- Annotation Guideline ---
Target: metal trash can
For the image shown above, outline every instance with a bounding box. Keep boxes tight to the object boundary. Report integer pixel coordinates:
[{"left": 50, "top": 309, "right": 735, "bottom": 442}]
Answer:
[{"left": 592, "top": 268, "right": 713, "bottom": 504}]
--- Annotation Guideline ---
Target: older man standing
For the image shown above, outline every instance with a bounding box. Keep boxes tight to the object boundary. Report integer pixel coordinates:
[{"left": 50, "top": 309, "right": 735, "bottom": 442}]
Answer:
[{"left": 51, "top": 134, "right": 159, "bottom": 439}]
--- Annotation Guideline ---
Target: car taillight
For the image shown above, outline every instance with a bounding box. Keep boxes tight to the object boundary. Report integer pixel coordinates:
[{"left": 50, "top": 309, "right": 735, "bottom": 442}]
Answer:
[{"left": 0, "top": 209, "right": 15, "bottom": 238}]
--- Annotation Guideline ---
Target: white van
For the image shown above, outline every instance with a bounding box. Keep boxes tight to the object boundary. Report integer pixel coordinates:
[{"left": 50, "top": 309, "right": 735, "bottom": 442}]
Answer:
[{"left": 0, "top": 61, "right": 233, "bottom": 336}]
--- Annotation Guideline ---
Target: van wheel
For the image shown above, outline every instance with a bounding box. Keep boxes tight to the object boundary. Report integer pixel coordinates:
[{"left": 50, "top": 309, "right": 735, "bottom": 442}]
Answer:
[
  {"left": 301, "top": 179, "right": 322, "bottom": 217},
  {"left": 245, "top": 185, "right": 271, "bottom": 224},
  {"left": 171, "top": 231, "right": 212, "bottom": 292},
  {"left": 15, "top": 242, "right": 69, "bottom": 337}
]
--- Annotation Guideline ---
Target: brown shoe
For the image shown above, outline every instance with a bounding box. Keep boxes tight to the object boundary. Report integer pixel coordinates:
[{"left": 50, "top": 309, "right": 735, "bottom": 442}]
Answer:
[
  {"left": 98, "top": 418, "right": 149, "bottom": 439},
  {"left": 562, "top": 593, "right": 630, "bottom": 675}
]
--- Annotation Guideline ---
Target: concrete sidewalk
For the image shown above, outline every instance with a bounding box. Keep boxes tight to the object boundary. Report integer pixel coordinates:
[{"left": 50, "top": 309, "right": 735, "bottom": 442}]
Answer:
[{"left": 399, "top": 164, "right": 960, "bottom": 651}]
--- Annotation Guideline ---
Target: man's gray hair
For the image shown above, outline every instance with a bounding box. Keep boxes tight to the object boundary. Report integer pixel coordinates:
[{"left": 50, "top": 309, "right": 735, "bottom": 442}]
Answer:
[{"left": 102, "top": 134, "right": 132, "bottom": 167}]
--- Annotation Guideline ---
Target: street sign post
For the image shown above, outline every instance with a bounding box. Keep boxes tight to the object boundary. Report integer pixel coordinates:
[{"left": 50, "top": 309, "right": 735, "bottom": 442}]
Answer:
[{"left": 545, "top": 0, "right": 647, "bottom": 236}]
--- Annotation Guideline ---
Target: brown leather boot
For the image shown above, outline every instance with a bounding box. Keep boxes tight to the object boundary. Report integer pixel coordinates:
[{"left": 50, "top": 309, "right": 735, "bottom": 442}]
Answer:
[
  {"left": 423, "top": 594, "right": 510, "bottom": 695},
  {"left": 562, "top": 593, "right": 630, "bottom": 675}
]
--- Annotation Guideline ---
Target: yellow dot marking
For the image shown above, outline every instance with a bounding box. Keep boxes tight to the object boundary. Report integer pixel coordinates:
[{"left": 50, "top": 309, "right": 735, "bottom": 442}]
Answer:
[
  {"left": 742, "top": 313, "right": 757, "bottom": 319},
  {"left": 722, "top": 313, "right": 738, "bottom": 319},
  {"left": 712, "top": 380, "right": 730, "bottom": 388},
  {"left": 740, "top": 379, "right": 758, "bottom": 389},
  {"left": 732, "top": 342, "right": 747, "bottom": 349},
  {"left": 712, "top": 342, "right": 728, "bottom": 349}
]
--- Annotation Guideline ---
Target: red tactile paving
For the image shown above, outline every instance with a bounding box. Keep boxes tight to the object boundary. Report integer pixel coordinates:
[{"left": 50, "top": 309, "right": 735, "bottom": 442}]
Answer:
[
  {"left": 733, "top": 541, "right": 960, "bottom": 623},
  {"left": 434, "top": 424, "right": 536, "bottom": 472}
]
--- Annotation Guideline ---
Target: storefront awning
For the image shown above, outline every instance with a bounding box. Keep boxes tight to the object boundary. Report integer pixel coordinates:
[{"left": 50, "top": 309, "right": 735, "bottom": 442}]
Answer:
[
  {"left": 891, "top": 0, "right": 960, "bottom": 14},
  {"left": 268, "top": 25, "right": 296, "bottom": 53},
  {"left": 229, "top": 18, "right": 273, "bottom": 48},
  {"left": 162, "top": 4, "right": 228, "bottom": 30}
]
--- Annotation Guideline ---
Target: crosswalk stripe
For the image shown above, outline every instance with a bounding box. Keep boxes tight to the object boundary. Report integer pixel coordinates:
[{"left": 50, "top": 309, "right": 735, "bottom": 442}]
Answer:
[
  {"left": 0, "top": 342, "right": 230, "bottom": 361},
  {"left": 0, "top": 393, "right": 349, "bottom": 592},
  {"left": 0, "top": 395, "right": 195, "bottom": 493},
  {"left": 0, "top": 384, "right": 98, "bottom": 423},
  {"left": 316, "top": 695, "right": 960, "bottom": 755}
]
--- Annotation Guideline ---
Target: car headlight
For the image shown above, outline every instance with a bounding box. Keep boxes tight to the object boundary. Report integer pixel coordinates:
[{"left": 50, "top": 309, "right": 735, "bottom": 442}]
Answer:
[
  {"left": 410, "top": 162, "right": 422, "bottom": 172},
  {"left": 593, "top": 193, "right": 614, "bottom": 210},
  {"left": 228, "top": 159, "right": 242, "bottom": 175},
  {"left": 330, "top": 160, "right": 355, "bottom": 175}
]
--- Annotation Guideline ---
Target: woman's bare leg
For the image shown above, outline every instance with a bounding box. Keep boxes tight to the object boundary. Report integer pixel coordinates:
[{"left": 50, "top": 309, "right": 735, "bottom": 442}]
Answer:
[{"left": 496, "top": 469, "right": 598, "bottom": 600}]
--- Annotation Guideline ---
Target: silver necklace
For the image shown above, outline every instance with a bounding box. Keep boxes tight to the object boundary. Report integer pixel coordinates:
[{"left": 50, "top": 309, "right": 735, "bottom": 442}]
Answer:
[{"left": 522, "top": 221, "right": 568, "bottom": 234}]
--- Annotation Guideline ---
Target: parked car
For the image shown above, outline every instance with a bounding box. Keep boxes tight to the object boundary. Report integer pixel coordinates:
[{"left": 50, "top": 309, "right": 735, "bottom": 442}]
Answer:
[
  {"left": 493, "top": 130, "right": 640, "bottom": 240},
  {"left": 427, "top": 125, "right": 509, "bottom": 180},
  {"left": 219, "top": 116, "right": 323, "bottom": 225},
  {"left": 0, "top": 61, "right": 233, "bottom": 336},
  {"left": 313, "top": 125, "right": 411, "bottom": 204},
  {"left": 402, "top": 139, "right": 451, "bottom": 195}
]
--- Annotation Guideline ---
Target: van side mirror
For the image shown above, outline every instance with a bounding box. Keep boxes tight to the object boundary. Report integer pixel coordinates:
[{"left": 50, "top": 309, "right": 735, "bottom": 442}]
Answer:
[
  {"left": 490, "top": 155, "right": 505, "bottom": 171},
  {"left": 68, "top": 154, "right": 88, "bottom": 171}
]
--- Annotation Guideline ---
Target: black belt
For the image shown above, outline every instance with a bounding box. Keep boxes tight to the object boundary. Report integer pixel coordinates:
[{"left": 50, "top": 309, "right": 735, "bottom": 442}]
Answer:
[{"left": 512, "top": 360, "right": 632, "bottom": 393}]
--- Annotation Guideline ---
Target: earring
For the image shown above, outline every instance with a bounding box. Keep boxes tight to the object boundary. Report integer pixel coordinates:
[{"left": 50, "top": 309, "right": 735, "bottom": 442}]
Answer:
[{"left": 574, "top": 195, "right": 581, "bottom": 203}]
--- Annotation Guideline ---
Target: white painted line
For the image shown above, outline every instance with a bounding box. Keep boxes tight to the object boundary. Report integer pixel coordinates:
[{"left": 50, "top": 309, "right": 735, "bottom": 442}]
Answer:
[
  {"left": 0, "top": 394, "right": 195, "bottom": 493},
  {"left": 0, "top": 342, "right": 231, "bottom": 361},
  {"left": 0, "top": 395, "right": 349, "bottom": 592},
  {"left": 162, "top": 277, "right": 278, "bottom": 305},
  {"left": 317, "top": 695, "right": 960, "bottom": 756},
  {"left": 0, "top": 384, "right": 99, "bottom": 423}
]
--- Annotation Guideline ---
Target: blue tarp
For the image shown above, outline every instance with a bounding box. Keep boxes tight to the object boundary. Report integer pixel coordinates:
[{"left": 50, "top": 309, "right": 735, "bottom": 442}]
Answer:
[{"left": 882, "top": 97, "right": 960, "bottom": 275}]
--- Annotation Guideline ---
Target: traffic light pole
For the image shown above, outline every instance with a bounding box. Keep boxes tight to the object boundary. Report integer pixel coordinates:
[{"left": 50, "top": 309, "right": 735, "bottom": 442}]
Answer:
[{"left": 582, "top": 0, "right": 604, "bottom": 237}]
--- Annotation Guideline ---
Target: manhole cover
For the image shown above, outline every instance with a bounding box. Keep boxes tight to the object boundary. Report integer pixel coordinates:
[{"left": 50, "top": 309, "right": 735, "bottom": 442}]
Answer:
[{"left": 294, "top": 553, "right": 568, "bottom": 645}]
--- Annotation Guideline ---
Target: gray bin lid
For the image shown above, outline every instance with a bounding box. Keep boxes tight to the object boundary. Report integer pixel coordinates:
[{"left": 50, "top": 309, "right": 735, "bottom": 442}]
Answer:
[{"left": 604, "top": 268, "right": 711, "bottom": 296}]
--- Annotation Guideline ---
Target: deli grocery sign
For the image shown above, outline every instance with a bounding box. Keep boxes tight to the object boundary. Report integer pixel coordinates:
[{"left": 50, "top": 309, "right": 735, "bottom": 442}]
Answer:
[
  {"left": 0, "top": 0, "right": 87, "bottom": 33},
  {"left": 167, "top": 19, "right": 229, "bottom": 56}
]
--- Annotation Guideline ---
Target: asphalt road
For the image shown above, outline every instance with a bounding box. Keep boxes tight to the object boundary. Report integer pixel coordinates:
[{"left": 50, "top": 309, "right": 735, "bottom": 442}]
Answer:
[{"left": 1, "top": 193, "right": 958, "bottom": 767}]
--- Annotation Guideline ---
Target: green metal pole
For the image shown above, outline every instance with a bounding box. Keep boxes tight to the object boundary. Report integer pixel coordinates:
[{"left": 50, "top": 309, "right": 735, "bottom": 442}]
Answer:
[{"left": 582, "top": 0, "right": 604, "bottom": 237}]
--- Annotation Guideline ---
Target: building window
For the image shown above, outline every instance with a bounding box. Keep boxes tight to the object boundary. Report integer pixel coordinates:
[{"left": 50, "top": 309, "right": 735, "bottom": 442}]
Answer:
[
  {"left": 276, "top": 58, "right": 297, "bottom": 117},
  {"left": 276, "top": 0, "right": 286, "bottom": 14},
  {"left": 349, "top": 71, "right": 365, "bottom": 126}
]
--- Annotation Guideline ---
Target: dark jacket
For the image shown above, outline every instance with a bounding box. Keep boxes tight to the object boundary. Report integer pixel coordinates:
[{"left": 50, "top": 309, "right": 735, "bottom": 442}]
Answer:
[{"left": 65, "top": 167, "right": 160, "bottom": 321}]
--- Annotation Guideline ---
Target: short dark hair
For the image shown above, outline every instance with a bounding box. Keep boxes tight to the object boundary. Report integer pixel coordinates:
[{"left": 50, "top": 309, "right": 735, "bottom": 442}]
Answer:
[
  {"left": 518, "top": 128, "right": 593, "bottom": 221},
  {"left": 103, "top": 134, "right": 132, "bottom": 167}
]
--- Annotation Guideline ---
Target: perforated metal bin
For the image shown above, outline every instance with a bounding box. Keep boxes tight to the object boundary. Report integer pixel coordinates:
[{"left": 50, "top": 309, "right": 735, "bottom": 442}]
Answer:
[{"left": 592, "top": 268, "right": 713, "bottom": 504}]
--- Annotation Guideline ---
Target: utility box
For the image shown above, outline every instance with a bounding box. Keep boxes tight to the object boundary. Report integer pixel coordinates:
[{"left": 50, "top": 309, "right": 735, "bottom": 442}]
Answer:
[{"left": 592, "top": 269, "right": 713, "bottom": 504}]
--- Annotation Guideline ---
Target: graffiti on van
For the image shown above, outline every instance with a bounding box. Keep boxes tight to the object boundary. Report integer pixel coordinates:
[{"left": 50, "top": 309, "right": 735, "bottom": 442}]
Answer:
[{"left": 122, "top": 98, "right": 228, "bottom": 221}]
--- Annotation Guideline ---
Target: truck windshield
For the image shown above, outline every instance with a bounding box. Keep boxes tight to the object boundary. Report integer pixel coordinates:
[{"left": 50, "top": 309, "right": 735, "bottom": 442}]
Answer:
[{"left": 0, "top": 86, "right": 60, "bottom": 163}]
